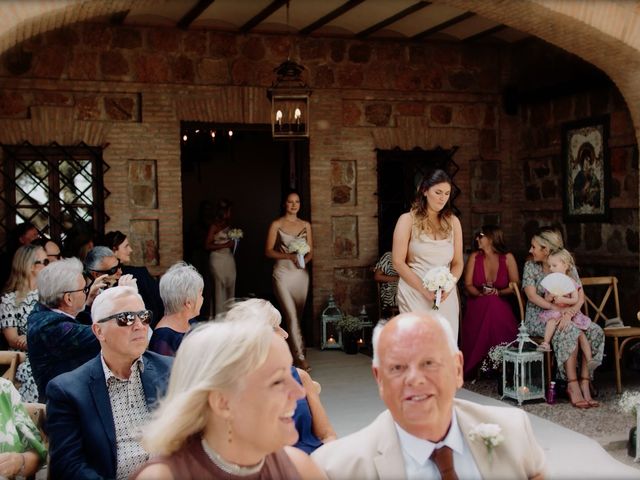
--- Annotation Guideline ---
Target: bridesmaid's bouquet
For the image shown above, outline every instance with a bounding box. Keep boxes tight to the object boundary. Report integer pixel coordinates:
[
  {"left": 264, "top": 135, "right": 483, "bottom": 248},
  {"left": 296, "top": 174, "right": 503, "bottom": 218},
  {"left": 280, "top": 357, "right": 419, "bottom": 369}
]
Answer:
[
  {"left": 422, "top": 266, "right": 457, "bottom": 310},
  {"left": 288, "top": 238, "right": 310, "bottom": 268},
  {"left": 228, "top": 228, "right": 243, "bottom": 255}
]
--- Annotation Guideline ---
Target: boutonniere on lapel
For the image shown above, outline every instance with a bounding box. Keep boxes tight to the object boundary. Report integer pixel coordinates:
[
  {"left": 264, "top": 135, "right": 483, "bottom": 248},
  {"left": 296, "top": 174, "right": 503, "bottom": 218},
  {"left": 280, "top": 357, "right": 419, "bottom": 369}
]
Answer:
[{"left": 468, "top": 423, "right": 504, "bottom": 465}]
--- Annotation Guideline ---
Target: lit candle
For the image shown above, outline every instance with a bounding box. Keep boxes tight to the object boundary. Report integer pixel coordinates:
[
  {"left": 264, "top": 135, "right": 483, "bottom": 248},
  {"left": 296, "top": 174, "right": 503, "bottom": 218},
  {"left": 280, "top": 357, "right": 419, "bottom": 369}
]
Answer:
[
  {"left": 327, "top": 336, "right": 336, "bottom": 345},
  {"left": 518, "top": 386, "right": 530, "bottom": 395},
  {"left": 357, "top": 338, "right": 364, "bottom": 346},
  {"left": 294, "top": 108, "right": 301, "bottom": 124},
  {"left": 276, "top": 110, "right": 283, "bottom": 125}
]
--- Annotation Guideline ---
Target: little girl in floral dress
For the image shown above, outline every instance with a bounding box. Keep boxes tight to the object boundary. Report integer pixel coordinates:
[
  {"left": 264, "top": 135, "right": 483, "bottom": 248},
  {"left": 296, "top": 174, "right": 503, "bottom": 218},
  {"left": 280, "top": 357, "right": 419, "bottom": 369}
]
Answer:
[{"left": 536, "top": 249, "right": 599, "bottom": 374}]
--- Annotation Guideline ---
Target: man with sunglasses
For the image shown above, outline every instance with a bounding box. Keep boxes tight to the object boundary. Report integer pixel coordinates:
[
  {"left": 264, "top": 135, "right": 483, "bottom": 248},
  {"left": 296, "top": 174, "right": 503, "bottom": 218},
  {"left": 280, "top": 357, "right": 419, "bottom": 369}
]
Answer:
[
  {"left": 27, "top": 258, "right": 102, "bottom": 402},
  {"left": 46, "top": 285, "right": 172, "bottom": 480},
  {"left": 85, "top": 246, "right": 135, "bottom": 289}
]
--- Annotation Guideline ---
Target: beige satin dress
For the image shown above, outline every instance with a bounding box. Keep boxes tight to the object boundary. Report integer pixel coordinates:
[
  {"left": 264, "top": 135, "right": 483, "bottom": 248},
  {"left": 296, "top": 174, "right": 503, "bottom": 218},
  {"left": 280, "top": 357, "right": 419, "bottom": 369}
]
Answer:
[
  {"left": 272, "top": 228, "right": 309, "bottom": 362},
  {"left": 208, "top": 227, "right": 236, "bottom": 315},
  {"left": 396, "top": 223, "right": 460, "bottom": 340}
]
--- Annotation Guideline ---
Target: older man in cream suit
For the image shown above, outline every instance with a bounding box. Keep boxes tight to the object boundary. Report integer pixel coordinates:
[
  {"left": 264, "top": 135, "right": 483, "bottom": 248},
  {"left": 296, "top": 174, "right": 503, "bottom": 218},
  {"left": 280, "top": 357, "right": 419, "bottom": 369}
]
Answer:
[{"left": 312, "top": 313, "right": 545, "bottom": 480}]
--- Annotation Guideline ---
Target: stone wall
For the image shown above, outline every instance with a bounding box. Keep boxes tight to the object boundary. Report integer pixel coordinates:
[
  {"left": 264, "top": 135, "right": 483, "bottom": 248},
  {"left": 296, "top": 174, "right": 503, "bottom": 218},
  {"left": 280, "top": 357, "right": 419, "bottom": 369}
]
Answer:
[
  {"left": 507, "top": 41, "right": 640, "bottom": 323},
  {"left": 0, "top": 22, "right": 637, "bottom": 335},
  {"left": 0, "top": 23, "right": 515, "bottom": 328}
]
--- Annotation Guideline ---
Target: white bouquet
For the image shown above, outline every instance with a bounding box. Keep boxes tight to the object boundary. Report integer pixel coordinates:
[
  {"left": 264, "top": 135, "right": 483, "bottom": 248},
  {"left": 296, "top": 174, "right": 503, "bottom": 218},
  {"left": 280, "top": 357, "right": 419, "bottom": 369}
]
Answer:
[
  {"left": 618, "top": 391, "right": 640, "bottom": 462},
  {"left": 288, "top": 238, "right": 310, "bottom": 268},
  {"left": 422, "top": 266, "right": 457, "bottom": 310},
  {"left": 228, "top": 228, "right": 243, "bottom": 254}
]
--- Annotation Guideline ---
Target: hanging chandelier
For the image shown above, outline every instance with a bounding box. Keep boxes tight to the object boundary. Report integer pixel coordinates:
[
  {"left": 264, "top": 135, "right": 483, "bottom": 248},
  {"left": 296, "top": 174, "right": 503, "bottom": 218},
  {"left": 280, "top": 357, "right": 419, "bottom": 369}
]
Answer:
[{"left": 267, "top": 1, "right": 311, "bottom": 139}]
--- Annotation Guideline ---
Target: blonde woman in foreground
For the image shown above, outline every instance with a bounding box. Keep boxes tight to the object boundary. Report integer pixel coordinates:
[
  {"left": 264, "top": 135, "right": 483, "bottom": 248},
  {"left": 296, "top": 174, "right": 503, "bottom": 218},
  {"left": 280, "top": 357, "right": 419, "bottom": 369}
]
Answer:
[{"left": 133, "top": 304, "right": 326, "bottom": 480}]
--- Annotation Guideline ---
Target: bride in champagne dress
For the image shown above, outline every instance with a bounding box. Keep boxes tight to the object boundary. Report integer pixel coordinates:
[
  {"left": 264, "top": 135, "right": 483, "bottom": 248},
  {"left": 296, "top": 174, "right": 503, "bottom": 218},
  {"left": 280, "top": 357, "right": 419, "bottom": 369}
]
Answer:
[
  {"left": 205, "top": 200, "right": 236, "bottom": 316},
  {"left": 265, "top": 191, "right": 313, "bottom": 371},
  {"left": 392, "top": 170, "right": 464, "bottom": 340}
]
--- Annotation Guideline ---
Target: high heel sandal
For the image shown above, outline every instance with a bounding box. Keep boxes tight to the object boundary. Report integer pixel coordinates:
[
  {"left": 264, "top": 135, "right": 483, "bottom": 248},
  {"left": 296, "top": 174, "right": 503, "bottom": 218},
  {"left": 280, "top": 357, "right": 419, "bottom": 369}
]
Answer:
[
  {"left": 566, "top": 379, "right": 590, "bottom": 409},
  {"left": 580, "top": 378, "right": 599, "bottom": 407}
]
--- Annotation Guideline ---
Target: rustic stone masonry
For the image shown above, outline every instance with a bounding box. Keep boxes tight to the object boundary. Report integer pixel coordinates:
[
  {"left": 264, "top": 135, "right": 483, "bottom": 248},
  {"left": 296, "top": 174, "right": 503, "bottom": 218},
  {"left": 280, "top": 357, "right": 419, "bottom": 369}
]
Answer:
[{"left": 0, "top": 12, "right": 637, "bottom": 334}]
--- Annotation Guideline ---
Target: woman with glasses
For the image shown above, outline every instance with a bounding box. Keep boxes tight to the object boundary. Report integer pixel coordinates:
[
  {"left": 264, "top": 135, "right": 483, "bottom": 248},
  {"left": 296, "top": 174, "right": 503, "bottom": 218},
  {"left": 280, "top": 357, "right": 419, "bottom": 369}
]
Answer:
[
  {"left": 149, "top": 262, "right": 204, "bottom": 356},
  {"left": 0, "top": 245, "right": 48, "bottom": 402},
  {"left": 103, "top": 231, "right": 164, "bottom": 326},
  {"left": 32, "top": 236, "right": 62, "bottom": 263},
  {"left": 460, "top": 225, "right": 519, "bottom": 380}
]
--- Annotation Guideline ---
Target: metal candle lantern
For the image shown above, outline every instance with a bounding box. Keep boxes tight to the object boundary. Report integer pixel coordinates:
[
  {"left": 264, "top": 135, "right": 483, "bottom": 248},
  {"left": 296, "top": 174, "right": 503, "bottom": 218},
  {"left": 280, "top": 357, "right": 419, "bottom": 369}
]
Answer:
[
  {"left": 502, "top": 323, "right": 546, "bottom": 405},
  {"left": 321, "top": 294, "right": 343, "bottom": 350}
]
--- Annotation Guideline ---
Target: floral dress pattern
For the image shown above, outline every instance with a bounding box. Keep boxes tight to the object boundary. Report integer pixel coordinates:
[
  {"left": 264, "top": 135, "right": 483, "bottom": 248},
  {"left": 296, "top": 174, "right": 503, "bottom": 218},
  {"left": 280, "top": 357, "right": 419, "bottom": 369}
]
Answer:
[
  {"left": 522, "top": 261, "right": 604, "bottom": 380},
  {"left": 0, "top": 377, "right": 47, "bottom": 461},
  {"left": 0, "top": 290, "right": 39, "bottom": 402}
]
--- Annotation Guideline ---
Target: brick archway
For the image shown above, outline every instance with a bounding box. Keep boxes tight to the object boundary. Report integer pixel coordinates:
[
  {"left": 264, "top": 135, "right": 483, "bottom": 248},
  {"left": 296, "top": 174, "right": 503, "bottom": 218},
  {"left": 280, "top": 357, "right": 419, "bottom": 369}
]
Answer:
[
  {"left": 2, "top": 0, "right": 640, "bottom": 146},
  {"left": 434, "top": 0, "right": 640, "bottom": 141}
]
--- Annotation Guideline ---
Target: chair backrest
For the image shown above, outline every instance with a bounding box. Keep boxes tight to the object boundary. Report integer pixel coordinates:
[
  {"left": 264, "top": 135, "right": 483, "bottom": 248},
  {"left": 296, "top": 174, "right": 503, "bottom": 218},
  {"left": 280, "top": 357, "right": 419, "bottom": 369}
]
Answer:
[
  {"left": 0, "top": 351, "right": 20, "bottom": 384},
  {"left": 580, "top": 276, "right": 622, "bottom": 326},
  {"left": 509, "top": 281, "right": 525, "bottom": 323}
]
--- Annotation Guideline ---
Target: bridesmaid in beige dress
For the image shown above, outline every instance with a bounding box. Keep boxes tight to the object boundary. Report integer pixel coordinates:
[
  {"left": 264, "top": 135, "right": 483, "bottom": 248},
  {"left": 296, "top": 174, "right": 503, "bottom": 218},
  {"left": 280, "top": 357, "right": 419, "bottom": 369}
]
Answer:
[
  {"left": 392, "top": 169, "right": 464, "bottom": 340},
  {"left": 265, "top": 191, "right": 313, "bottom": 371},
  {"left": 205, "top": 199, "right": 236, "bottom": 316}
]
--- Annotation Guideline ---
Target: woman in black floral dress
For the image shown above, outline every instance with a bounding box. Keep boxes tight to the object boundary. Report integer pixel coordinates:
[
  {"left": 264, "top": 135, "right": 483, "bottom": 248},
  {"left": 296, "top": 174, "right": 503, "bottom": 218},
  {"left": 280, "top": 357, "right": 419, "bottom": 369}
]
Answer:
[{"left": 0, "top": 244, "right": 47, "bottom": 402}]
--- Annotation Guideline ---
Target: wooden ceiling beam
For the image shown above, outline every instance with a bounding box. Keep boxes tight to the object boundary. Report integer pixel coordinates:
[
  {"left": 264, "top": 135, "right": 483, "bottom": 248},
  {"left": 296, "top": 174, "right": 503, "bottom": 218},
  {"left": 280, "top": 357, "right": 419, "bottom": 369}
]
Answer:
[
  {"left": 300, "top": 0, "right": 366, "bottom": 35},
  {"left": 240, "top": 0, "right": 288, "bottom": 33},
  {"left": 357, "top": 1, "right": 431, "bottom": 38},
  {"left": 177, "top": 0, "right": 216, "bottom": 30},
  {"left": 463, "top": 24, "right": 507, "bottom": 42},
  {"left": 109, "top": 10, "right": 130, "bottom": 25},
  {"left": 411, "top": 11, "right": 475, "bottom": 41}
]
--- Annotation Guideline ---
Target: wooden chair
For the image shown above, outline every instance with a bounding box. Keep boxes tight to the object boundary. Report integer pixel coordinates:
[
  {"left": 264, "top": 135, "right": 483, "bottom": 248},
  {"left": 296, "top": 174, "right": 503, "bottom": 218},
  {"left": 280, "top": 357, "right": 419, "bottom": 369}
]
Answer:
[
  {"left": 509, "top": 282, "right": 553, "bottom": 386},
  {"left": 580, "top": 276, "right": 640, "bottom": 394}
]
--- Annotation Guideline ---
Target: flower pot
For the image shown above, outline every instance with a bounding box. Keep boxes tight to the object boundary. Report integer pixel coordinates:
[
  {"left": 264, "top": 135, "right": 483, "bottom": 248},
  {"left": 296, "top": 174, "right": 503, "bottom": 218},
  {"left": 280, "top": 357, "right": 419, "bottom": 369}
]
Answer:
[
  {"left": 628, "top": 426, "right": 637, "bottom": 458},
  {"left": 343, "top": 335, "right": 359, "bottom": 355}
]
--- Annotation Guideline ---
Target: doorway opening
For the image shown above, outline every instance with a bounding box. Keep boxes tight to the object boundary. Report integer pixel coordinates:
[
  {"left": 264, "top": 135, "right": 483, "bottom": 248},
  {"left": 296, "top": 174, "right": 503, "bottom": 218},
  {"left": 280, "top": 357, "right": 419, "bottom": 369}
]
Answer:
[
  {"left": 376, "top": 146, "right": 460, "bottom": 255},
  {"left": 180, "top": 122, "right": 312, "bottom": 333}
]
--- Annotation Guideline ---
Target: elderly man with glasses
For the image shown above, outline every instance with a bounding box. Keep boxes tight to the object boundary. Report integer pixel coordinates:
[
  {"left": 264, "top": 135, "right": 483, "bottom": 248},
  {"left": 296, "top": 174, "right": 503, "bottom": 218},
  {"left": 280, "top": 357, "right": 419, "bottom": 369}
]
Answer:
[
  {"left": 46, "top": 285, "right": 172, "bottom": 480},
  {"left": 27, "top": 258, "right": 101, "bottom": 402}
]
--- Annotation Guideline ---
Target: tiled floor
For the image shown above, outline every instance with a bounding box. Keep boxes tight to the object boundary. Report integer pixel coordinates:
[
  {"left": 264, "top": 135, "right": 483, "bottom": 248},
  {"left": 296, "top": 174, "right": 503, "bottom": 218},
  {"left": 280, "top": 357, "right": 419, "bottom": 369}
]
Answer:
[{"left": 307, "top": 348, "right": 639, "bottom": 479}]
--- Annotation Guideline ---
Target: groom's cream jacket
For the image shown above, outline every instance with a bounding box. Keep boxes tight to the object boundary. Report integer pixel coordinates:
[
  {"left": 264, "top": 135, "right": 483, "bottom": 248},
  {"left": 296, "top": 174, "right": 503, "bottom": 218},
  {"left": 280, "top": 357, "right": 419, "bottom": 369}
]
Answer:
[{"left": 312, "top": 398, "right": 545, "bottom": 480}]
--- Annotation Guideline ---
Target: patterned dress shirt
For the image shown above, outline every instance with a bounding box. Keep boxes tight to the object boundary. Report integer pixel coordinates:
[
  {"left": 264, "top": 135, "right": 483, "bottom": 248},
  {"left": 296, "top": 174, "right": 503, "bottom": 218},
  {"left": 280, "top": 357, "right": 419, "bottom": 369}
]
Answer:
[{"left": 100, "top": 355, "right": 151, "bottom": 480}]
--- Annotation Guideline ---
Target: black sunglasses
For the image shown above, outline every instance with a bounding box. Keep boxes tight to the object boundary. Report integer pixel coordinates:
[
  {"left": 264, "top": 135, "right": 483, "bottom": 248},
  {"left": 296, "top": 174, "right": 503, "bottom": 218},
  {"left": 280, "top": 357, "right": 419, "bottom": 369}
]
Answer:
[
  {"left": 47, "top": 253, "right": 62, "bottom": 260},
  {"left": 89, "top": 261, "right": 122, "bottom": 276},
  {"left": 34, "top": 258, "right": 50, "bottom": 266},
  {"left": 97, "top": 310, "right": 153, "bottom": 327}
]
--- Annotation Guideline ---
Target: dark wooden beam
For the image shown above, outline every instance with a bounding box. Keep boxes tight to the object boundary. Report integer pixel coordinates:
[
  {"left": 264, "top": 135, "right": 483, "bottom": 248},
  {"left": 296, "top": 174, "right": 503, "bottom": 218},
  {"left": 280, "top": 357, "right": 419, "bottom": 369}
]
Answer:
[
  {"left": 109, "top": 10, "right": 130, "bottom": 25},
  {"left": 411, "top": 11, "right": 475, "bottom": 40},
  {"left": 177, "top": 0, "right": 215, "bottom": 30},
  {"left": 463, "top": 24, "right": 507, "bottom": 42},
  {"left": 240, "top": 0, "right": 288, "bottom": 33},
  {"left": 357, "top": 1, "right": 431, "bottom": 38},
  {"left": 299, "top": 0, "right": 365, "bottom": 35}
]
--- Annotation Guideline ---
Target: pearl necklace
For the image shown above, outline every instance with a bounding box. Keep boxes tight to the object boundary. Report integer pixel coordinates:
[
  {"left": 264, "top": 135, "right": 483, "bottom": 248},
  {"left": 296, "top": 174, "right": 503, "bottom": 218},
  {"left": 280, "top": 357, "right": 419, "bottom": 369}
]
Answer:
[{"left": 200, "top": 438, "right": 265, "bottom": 477}]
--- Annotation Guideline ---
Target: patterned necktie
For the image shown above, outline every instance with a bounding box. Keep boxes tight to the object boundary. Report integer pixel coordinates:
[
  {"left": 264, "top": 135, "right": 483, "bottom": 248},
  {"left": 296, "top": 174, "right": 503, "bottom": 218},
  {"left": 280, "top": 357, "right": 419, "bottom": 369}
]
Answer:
[{"left": 430, "top": 446, "right": 459, "bottom": 480}]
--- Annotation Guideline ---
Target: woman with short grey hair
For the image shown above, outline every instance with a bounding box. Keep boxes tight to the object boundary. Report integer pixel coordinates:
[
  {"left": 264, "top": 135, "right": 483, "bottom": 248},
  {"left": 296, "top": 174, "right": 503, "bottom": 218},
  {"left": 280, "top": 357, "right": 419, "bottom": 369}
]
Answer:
[{"left": 149, "top": 262, "right": 204, "bottom": 356}]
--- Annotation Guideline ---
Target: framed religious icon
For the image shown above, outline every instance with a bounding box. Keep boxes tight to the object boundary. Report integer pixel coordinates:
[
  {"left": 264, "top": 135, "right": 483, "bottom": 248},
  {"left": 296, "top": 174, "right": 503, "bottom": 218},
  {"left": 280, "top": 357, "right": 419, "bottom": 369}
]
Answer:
[{"left": 561, "top": 115, "right": 610, "bottom": 222}]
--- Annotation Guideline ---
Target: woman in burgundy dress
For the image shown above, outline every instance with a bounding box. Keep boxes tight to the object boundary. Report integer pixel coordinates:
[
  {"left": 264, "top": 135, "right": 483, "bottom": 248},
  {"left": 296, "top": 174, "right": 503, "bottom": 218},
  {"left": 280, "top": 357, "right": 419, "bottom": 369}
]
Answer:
[{"left": 461, "top": 225, "right": 519, "bottom": 380}]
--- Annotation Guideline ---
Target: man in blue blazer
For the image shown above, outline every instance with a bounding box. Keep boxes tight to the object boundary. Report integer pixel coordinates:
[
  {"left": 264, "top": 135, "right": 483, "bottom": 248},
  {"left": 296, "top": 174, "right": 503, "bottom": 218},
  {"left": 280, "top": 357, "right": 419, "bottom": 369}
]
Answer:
[{"left": 46, "top": 285, "right": 173, "bottom": 480}]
